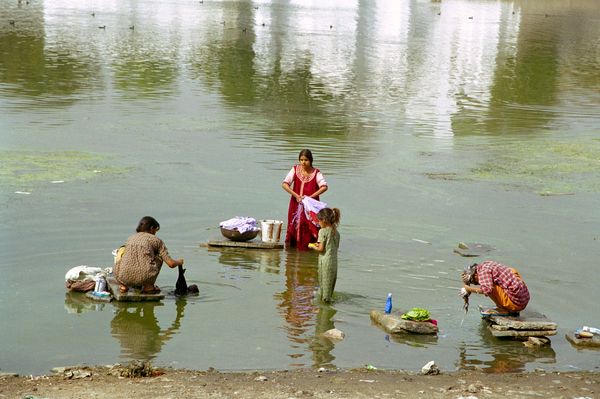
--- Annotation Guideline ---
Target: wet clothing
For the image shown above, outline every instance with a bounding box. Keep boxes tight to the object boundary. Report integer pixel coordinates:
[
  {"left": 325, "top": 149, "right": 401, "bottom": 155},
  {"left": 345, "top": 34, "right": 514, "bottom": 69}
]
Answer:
[
  {"left": 317, "top": 226, "right": 340, "bottom": 302},
  {"left": 114, "top": 232, "right": 171, "bottom": 288},
  {"left": 476, "top": 261, "right": 530, "bottom": 312},
  {"left": 283, "top": 165, "right": 327, "bottom": 250}
]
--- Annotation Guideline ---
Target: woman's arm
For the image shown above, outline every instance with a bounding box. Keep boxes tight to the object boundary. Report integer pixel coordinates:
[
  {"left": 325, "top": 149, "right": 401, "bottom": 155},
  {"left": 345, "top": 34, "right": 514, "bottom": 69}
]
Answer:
[
  {"left": 164, "top": 257, "right": 184, "bottom": 269},
  {"left": 312, "top": 242, "right": 324, "bottom": 252},
  {"left": 309, "top": 185, "right": 327, "bottom": 198},
  {"left": 463, "top": 284, "right": 483, "bottom": 294},
  {"left": 310, "top": 171, "right": 328, "bottom": 198},
  {"left": 282, "top": 182, "right": 302, "bottom": 202}
]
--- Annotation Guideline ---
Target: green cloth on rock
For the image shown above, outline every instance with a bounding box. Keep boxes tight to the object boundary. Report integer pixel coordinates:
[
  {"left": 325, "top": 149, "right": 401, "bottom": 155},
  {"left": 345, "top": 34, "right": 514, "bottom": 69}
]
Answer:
[{"left": 401, "top": 308, "right": 431, "bottom": 321}]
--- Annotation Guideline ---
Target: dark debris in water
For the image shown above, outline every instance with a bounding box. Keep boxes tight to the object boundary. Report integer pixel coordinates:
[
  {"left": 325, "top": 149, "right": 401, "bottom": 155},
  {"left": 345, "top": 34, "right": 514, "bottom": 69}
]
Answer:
[{"left": 110, "top": 361, "right": 164, "bottom": 378}]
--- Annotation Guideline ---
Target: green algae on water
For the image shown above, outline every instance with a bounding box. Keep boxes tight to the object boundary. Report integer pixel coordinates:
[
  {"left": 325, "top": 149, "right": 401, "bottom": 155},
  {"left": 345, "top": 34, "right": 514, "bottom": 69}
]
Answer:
[
  {"left": 0, "top": 150, "right": 127, "bottom": 188},
  {"left": 470, "top": 140, "right": 600, "bottom": 194}
]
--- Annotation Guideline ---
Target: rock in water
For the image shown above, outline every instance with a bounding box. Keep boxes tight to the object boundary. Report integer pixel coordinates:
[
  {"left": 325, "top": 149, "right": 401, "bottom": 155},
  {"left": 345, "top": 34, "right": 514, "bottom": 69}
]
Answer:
[
  {"left": 174, "top": 265, "right": 188, "bottom": 296},
  {"left": 323, "top": 328, "right": 345, "bottom": 340}
]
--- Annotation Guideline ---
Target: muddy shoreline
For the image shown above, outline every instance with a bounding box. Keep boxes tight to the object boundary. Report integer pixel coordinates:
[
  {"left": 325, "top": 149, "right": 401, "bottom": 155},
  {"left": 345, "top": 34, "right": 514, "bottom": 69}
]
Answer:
[{"left": 1, "top": 364, "right": 598, "bottom": 399}]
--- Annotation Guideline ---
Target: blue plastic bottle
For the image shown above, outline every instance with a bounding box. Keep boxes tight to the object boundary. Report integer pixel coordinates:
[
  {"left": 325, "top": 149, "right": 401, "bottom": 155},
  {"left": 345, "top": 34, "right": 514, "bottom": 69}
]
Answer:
[{"left": 384, "top": 293, "right": 392, "bottom": 314}]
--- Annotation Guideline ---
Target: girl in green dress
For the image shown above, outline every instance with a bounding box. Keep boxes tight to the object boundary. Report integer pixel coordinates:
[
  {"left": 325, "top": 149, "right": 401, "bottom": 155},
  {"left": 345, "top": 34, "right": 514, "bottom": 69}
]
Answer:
[{"left": 309, "top": 207, "right": 341, "bottom": 302}]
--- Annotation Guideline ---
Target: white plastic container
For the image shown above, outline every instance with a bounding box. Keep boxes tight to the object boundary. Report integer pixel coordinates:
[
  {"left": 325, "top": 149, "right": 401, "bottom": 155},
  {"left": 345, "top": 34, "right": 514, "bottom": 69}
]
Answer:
[{"left": 260, "top": 220, "right": 283, "bottom": 243}]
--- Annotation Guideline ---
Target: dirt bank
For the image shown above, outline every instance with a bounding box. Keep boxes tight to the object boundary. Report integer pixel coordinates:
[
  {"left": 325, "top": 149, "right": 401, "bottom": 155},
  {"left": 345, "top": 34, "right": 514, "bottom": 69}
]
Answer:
[{"left": 1, "top": 364, "right": 598, "bottom": 399}]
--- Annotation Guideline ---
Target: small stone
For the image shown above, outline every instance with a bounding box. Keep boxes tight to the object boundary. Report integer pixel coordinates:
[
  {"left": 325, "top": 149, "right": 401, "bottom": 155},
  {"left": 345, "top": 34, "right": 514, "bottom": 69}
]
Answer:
[
  {"left": 323, "top": 328, "right": 345, "bottom": 340},
  {"left": 254, "top": 375, "right": 268, "bottom": 381},
  {"left": 467, "top": 384, "right": 479, "bottom": 393},
  {"left": 51, "top": 367, "right": 66, "bottom": 374},
  {"left": 421, "top": 361, "right": 440, "bottom": 375}
]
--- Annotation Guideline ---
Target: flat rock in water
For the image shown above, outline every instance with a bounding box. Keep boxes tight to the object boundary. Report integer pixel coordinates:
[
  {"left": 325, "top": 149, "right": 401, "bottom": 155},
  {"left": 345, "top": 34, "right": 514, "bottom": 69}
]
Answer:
[
  {"left": 206, "top": 240, "right": 283, "bottom": 249},
  {"left": 370, "top": 310, "right": 438, "bottom": 335},
  {"left": 323, "top": 328, "right": 345, "bottom": 340},
  {"left": 107, "top": 276, "right": 164, "bottom": 302},
  {"left": 487, "top": 326, "right": 557, "bottom": 337},
  {"left": 483, "top": 310, "right": 557, "bottom": 330},
  {"left": 482, "top": 309, "right": 558, "bottom": 338},
  {"left": 453, "top": 242, "right": 494, "bottom": 257},
  {"left": 565, "top": 331, "right": 600, "bottom": 348}
]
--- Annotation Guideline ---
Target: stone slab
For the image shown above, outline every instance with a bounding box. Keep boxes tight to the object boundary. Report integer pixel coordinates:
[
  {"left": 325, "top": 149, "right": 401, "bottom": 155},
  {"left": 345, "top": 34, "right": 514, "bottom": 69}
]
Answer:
[
  {"left": 483, "top": 309, "right": 557, "bottom": 331},
  {"left": 107, "top": 276, "right": 164, "bottom": 302},
  {"left": 487, "top": 326, "right": 557, "bottom": 337},
  {"left": 206, "top": 240, "right": 283, "bottom": 249},
  {"left": 565, "top": 331, "right": 600, "bottom": 348},
  {"left": 370, "top": 310, "right": 438, "bottom": 335},
  {"left": 453, "top": 242, "right": 495, "bottom": 257}
]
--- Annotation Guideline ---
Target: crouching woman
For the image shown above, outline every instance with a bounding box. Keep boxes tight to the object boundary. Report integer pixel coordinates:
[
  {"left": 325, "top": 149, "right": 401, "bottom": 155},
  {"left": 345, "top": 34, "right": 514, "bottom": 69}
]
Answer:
[
  {"left": 114, "top": 216, "right": 184, "bottom": 294},
  {"left": 461, "top": 260, "right": 530, "bottom": 315}
]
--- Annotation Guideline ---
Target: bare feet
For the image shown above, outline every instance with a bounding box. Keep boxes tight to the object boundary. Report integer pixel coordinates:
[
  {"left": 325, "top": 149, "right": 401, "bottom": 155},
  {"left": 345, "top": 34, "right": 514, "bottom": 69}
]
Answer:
[
  {"left": 481, "top": 307, "right": 519, "bottom": 317},
  {"left": 119, "top": 285, "right": 128, "bottom": 294},
  {"left": 141, "top": 285, "right": 161, "bottom": 294}
]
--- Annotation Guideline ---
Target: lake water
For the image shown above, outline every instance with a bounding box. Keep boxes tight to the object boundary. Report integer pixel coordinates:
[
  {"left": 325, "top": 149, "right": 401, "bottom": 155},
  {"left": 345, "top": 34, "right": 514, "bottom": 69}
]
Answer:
[{"left": 1, "top": 0, "right": 599, "bottom": 376}]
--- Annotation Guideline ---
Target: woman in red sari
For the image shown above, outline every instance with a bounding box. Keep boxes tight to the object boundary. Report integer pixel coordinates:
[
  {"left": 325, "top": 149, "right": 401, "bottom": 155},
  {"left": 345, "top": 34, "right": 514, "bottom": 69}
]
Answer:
[{"left": 282, "top": 149, "right": 328, "bottom": 250}]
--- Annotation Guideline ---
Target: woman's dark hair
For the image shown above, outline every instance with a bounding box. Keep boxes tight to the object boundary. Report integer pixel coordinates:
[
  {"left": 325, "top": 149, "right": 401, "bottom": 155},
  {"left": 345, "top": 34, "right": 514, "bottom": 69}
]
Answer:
[
  {"left": 298, "top": 149, "right": 313, "bottom": 165},
  {"left": 136, "top": 216, "right": 160, "bottom": 233}
]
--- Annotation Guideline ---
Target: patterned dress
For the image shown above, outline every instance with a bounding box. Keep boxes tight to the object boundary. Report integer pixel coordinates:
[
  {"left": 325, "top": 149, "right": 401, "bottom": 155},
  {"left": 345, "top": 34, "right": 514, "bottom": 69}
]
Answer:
[
  {"left": 283, "top": 165, "right": 327, "bottom": 250},
  {"left": 114, "top": 232, "right": 171, "bottom": 288},
  {"left": 317, "top": 226, "right": 340, "bottom": 302}
]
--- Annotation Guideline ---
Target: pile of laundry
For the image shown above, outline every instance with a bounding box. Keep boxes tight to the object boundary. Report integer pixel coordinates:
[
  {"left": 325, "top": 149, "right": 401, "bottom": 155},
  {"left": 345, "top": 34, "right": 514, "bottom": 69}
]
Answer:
[
  {"left": 65, "top": 265, "right": 111, "bottom": 299},
  {"left": 219, "top": 216, "right": 259, "bottom": 233}
]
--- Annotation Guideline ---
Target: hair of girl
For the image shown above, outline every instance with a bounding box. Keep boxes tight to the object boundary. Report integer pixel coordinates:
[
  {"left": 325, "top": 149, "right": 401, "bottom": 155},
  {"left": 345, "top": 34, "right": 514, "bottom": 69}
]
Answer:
[
  {"left": 136, "top": 216, "right": 160, "bottom": 233},
  {"left": 298, "top": 149, "right": 313, "bottom": 165},
  {"left": 317, "top": 207, "right": 341, "bottom": 231}
]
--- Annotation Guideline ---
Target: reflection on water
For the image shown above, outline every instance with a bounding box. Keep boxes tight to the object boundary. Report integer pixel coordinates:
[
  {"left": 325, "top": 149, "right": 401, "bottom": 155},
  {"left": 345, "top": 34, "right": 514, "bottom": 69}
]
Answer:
[
  {"left": 276, "top": 250, "right": 318, "bottom": 365},
  {"left": 309, "top": 304, "right": 337, "bottom": 367},
  {"left": 213, "top": 247, "right": 282, "bottom": 274},
  {"left": 457, "top": 322, "right": 556, "bottom": 373},
  {"left": 2, "top": 0, "right": 600, "bottom": 182},
  {"left": 64, "top": 291, "right": 108, "bottom": 314},
  {"left": 275, "top": 250, "right": 341, "bottom": 367},
  {"left": 386, "top": 330, "right": 439, "bottom": 348},
  {"left": 111, "top": 300, "right": 186, "bottom": 361},
  {"left": 2, "top": 0, "right": 600, "bottom": 375},
  {"left": 215, "top": 245, "right": 338, "bottom": 367}
]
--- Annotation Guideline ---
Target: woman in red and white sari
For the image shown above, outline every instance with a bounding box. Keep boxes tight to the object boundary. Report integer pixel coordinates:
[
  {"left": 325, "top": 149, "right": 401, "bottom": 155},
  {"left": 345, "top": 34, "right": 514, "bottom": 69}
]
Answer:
[{"left": 282, "top": 149, "right": 328, "bottom": 250}]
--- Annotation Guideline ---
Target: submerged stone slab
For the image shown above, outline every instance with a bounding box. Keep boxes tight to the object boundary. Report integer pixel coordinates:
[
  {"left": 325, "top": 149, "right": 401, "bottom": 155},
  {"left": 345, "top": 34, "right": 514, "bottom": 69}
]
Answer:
[
  {"left": 370, "top": 310, "right": 438, "bottom": 335},
  {"left": 565, "top": 331, "right": 600, "bottom": 348},
  {"left": 206, "top": 240, "right": 283, "bottom": 249},
  {"left": 107, "top": 276, "right": 164, "bottom": 302},
  {"left": 453, "top": 242, "right": 495, "bottom": 257},
  {"left": 484, "top": 310, "right": 557, "bottom": 331},
  {"left": 487, "top": 325, "right": 557, "bottom": 337}
]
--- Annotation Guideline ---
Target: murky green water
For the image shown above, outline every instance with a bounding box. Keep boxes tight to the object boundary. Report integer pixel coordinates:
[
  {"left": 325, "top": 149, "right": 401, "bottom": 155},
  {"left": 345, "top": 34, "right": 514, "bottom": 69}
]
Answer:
[{"left": 1, "top": 0, "right": 599, "bottom": 375}]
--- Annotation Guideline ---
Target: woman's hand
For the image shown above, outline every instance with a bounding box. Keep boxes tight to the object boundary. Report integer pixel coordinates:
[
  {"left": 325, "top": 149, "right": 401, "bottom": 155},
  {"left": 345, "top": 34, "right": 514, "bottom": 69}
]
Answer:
[
  {"left": 463, "top": 284, "right": 481, "bottom": 294},
  {"left": 165, "top": 257, "right": 184, "bottom": 268}
]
